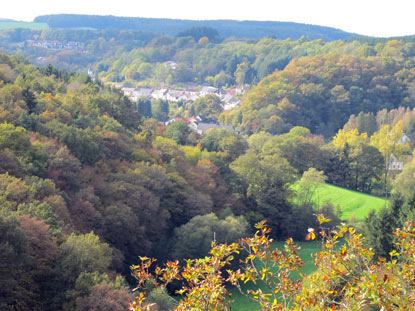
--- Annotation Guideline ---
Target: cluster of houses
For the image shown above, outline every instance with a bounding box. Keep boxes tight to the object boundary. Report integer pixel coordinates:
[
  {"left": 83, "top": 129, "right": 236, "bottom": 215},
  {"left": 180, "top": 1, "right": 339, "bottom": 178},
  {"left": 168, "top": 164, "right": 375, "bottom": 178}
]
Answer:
[
  {"left": 164, "top": 116, "right": 235, "bottom": 135},
  {"left": 120, "top": 85, "right": 243, "bottom": 111},
  {"left": 24, "top": 40, "right": 83, "bottom": 51}
]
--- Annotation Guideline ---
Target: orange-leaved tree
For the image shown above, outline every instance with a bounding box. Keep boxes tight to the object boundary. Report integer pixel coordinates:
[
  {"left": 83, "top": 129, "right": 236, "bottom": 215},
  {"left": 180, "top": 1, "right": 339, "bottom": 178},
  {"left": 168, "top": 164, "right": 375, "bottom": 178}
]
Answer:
[{"left": 130, "top": 216, "right": 415, "bottom": 311}]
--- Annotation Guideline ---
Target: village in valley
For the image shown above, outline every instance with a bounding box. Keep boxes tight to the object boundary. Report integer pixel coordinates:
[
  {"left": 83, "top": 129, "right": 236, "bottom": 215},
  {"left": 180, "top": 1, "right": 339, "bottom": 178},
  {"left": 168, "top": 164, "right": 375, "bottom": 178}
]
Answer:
[
  {"left": 114, "top": 77, "right": 245, "bottom": 133},
  {"left": 117, "top": 81, "right": 414, "bottom": 175},
  {"left": 121, "top": 84, "right": 241, "bottom": 133},
  {"left": 119, "top": 84, "right": 242, "bottom": 112},
  {"left": 24, "top": 39, "right": 83, "bottom": 51}
]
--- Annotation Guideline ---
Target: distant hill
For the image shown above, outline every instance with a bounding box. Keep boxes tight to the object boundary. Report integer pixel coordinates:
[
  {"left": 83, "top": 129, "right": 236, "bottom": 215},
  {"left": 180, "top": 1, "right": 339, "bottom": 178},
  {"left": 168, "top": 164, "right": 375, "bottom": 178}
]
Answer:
[{"left": 34, "top": 14, "right": 359, "bottom": 41}]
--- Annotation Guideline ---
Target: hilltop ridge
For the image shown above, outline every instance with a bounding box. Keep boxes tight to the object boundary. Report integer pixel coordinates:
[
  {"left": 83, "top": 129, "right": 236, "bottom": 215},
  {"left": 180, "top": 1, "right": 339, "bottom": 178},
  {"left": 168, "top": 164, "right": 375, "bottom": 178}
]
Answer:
[{"left": 34, "top": 14, "right": 359, "bottom": 41}]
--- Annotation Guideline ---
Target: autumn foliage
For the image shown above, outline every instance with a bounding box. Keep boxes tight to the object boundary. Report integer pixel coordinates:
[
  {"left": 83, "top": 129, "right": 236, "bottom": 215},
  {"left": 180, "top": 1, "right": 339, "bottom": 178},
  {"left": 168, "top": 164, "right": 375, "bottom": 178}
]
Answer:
[{"left": 131, "top": 217, "right": 415, "bottom": 310}]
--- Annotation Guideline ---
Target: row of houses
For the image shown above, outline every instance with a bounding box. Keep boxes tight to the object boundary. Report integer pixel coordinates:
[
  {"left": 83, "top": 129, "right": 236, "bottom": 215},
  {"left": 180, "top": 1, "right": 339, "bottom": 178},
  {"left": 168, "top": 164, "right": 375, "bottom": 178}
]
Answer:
[
  {"left": 24, "top": 40, "right": 83, "bottom": 51},
  {"left": 120, "top": 85, "right": 243, "bottom": 111}
]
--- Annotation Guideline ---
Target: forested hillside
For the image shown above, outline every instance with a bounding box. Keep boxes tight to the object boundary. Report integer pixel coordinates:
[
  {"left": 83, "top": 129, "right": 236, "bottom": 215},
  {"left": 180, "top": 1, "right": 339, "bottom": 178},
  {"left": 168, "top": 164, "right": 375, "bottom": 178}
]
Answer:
[
  {"left": 3, "top": 15, "right": 415, "bottom": 311},
  {"left": 0, "top": 54, "right": 253, "bottom": 310},
  {"left": 33, "top": 14, "right": 357, "bottom": 41},
  {"left": 0, "top": 28, "right": 156, "bottom": 72},
  {"left": 2, "top": 52, "right": 405, "bottom": 310},
  {"left": 225, "top": 51, "right": 415, "bottom": 136}
]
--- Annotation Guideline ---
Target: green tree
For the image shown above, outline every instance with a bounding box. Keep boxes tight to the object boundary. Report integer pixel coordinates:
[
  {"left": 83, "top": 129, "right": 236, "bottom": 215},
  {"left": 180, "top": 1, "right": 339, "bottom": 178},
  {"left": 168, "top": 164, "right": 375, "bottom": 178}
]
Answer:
[
  {"left": 151, "top": 99, "right": 169, "bottom": 121},
  {"left": 193, "top": 94, "right": 223, "bottom": 120},
  {"left": 332, "top": 128, "right": 383, "bottom": 192},
  {"left": 57, "top": 232, "right": 112, "bottom": 286},
  {"left": 349, "top": 143, "right": 384, "bottom": 193},
  {"left": 162, "top": 121, "right": 191, "bottom": 145},
  {"left": 0, "top": 213, "right": 37, "bottom": 311},
  {"left": 364, "top": 195, "right": 402, "bottom": 258},
  {"left": 295, "top": 168, "right": 327, "bottom": 207},
  {"left": 172, "top": 213, "right": 249, "bottom": 260},
  {"left": 137, "top": 97, "right": 152, "bottom": 118},
  {"left": 235, "top": 62, "right": 255, "bottom": 86},
  {"left": 200, "top": 128, "right": 234, "bottom": 152},
  {"left": 394, "top": 158, "right": 415, "bottom": 199},
  {"left": 230, "top": 152, "right": 297, "bottom": 237},
  {"left": 247, "top": 131, "right": 272, "bottom": 154},
  {"left": 219, "top": 135, "right": 248, "bottom": 159},
  {"left": 262, "top": 132, "right": 322, "bottom": 175}
]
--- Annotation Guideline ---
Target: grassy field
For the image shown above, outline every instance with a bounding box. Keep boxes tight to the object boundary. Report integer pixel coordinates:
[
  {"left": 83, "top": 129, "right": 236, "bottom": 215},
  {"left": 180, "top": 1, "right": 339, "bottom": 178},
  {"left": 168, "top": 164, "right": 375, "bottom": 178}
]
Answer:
[
  {"left": 0, "top": 21, "right": 48, "bottom": 30},
  {"left": 229, "top": 241, "right": 319, "bottom": 311},
  {"left": 313, "top": 183, "right": 388, "bottom": 221}
]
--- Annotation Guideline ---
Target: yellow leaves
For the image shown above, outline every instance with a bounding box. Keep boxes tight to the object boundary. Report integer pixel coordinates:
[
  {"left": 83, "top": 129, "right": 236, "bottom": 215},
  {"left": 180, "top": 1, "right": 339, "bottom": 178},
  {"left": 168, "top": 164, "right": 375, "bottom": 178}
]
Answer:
[
  {"left": 132, "top": 218, "right": 415, "bottom": 310},
  {"left": 340, "top": 246, "right": 347, "bottom": 257},
  {"left": 129, "top": 292, "right": 148, "bottom": 311},
  {"left": 389, "top": 250, "right": 400, "bottom": 257},
  {"left": 155, "top": 266, "right": 161, "bottom": 275},
  {"left": 176, "top": 288, "right": 187, "bottom": 295},
  {"left": 370, "top": 120, "right": 409, "bottom": 162},
  {"left": 316, "top": 214, "right": 331, "bottom": 225},
  {"left": 137, "top": 292, "right": 146, "bottom": 304},
  {"left": 255, "top": 219, "right": 268, "bottom": 230},
  {"left": 245, "top": 254, "right": 256, "bottom": 263},
  {"left": 260, "top": 268, "right": 268, "bottom": 280},
  {"left": 332, "top": 128, "right": 368, "bottom": 149},
  {"left": 306, "top": 228, "right": 316, "bottom": 241}
]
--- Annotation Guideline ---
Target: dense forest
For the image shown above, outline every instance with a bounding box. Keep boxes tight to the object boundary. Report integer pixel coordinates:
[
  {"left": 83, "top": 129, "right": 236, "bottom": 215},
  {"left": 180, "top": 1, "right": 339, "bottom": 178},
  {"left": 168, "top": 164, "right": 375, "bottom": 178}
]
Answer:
[
  {"left": 226, "top": 51, "right": 415, "bottom": 136},
  {"left": 33, "top": 14, "right": 357, "bottom": 41},
  {"left": 2, "top": 51, "right": 415, "bottom": 310},
  {"left": 2, "top": 15, "right": 415, "bottom": 311}
]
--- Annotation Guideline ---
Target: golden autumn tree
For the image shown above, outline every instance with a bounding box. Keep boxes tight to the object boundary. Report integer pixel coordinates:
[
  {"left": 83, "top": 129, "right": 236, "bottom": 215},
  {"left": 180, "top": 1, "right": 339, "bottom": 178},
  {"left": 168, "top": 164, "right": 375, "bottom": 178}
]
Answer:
[
  {"left": 332, "top": 128, "right": 368, "bottom": 149},
  {"left": 370, "top": 120, "right": 410, "bottom": 194},
  {"left": 130, "top": 217, "right": 415, "bottom": 311}
]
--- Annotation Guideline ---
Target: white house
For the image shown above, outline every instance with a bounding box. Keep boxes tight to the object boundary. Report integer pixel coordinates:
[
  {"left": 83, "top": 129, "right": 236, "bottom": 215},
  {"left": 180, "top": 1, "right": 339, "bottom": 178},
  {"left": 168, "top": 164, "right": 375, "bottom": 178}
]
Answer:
[
  {"left": 398, "top": 133, "right": 411, "bottom": 145},
  {"left": 223, "top": 100, "right": 240, "bottom": 111},
  {"left": 388, "top": 153, "right": 404, "bottom": 172},
  {"left": 121, "top": 87, "right": 135, "bottom": 97},
  {"left": 151, "top": 89, "right": 168, "bottom": 100},
  {"left": 167, "top": 90, "right": 186, "bottom": 102},
  {"left": 132, "top": 88, "right": 154, "bottom": 100},
  {"left": 200, "top": 86, "right": 219, "bottom": 97}
]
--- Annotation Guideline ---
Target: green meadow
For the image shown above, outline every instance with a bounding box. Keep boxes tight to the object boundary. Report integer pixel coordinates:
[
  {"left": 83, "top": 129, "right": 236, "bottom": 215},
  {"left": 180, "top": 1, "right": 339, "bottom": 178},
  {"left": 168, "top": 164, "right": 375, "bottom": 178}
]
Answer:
[
  {"left": 291, "top": 183, "right": 387, "bottom": 221},
  {"left": 0, "top": 21, "right": 48, "bottom": 30},
  {"left": 313, "top": 184, "right": 388, "bottom": 221}
]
